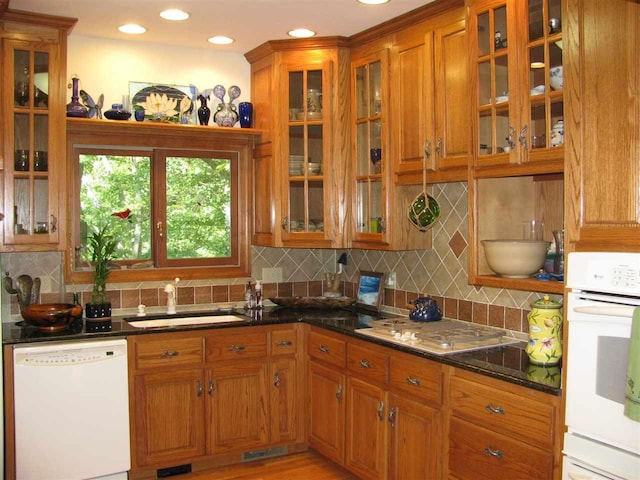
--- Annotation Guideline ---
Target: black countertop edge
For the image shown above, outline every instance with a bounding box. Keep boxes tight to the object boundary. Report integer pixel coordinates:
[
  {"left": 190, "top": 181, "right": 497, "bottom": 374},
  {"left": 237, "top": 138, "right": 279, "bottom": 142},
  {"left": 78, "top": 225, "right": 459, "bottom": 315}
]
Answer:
[{"left": 1, "top": 307, "right": 561, "bottom": 396}]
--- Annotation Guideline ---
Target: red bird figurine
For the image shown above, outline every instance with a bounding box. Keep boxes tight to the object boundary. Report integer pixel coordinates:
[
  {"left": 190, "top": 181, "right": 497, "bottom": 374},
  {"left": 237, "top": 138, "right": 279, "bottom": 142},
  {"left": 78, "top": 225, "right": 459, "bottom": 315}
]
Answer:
[{"left": 111, "top": 208, "right": 132, "bottom": 220}]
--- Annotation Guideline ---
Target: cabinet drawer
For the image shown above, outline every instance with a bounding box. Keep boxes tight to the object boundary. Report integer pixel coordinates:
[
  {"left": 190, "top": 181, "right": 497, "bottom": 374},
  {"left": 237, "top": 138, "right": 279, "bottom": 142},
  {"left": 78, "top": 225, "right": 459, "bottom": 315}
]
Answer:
[
  {"left": 450, "top": 376, "right": 555, "bottom": 449},
  {"left": 270, "top": 328, "right": 298, "bottom": 356},
  {"left": 448, "top": 417, "right": 553, "bottom": 480},
  {"left": 205, "top": 330, "right": 268, "bottom": 361},
  {"left": 308, "top": 330, "right": 346, "bottom": 368},
  {"left": 134, "top": 336, "right": 203, "bottom": 370},
  {"left": 389, "top": 352, "right": 442, "bottom": 406},
  {"left": 346, "top": 342, "right": 388, "bottom": 384}
]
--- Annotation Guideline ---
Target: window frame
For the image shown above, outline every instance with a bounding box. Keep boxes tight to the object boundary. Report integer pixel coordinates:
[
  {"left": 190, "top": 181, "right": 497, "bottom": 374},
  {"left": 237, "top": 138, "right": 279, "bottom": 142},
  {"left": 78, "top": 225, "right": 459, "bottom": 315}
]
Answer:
[{"left": 65, "top": 121, "right": 256, "bottom": 283}]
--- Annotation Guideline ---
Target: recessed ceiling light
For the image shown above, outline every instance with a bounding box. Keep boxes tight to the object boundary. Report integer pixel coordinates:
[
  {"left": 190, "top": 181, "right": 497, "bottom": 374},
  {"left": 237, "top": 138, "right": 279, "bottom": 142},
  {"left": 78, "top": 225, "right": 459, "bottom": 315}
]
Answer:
[
  {"left": 160, "top": 9, "right": 190, "bottom": 21},
  {"left": 288, "top": 28, "right": 316, "bottom": 38},
  {"left": 118, "top": 24, "right": 146, "bottom": 34},
  {"left": 358, "top": 0, "right": 390, "bottom": 4},
  {"left": 208, "top": 36, "right": 234, "bottom": 45}
]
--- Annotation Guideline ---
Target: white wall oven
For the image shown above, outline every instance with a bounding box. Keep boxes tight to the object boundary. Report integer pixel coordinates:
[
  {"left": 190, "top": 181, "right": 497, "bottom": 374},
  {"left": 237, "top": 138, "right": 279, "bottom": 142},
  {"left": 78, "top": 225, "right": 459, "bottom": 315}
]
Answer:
[{"left": 564, "top": 252, "right": 640, "bottom": 480}]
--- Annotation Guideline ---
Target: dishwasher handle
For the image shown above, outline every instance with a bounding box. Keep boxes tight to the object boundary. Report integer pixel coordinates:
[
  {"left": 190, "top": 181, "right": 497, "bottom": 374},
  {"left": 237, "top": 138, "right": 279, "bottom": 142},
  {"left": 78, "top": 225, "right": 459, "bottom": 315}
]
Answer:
[{"left": 573, "top": 305, "right": 635, "bottom": 318}]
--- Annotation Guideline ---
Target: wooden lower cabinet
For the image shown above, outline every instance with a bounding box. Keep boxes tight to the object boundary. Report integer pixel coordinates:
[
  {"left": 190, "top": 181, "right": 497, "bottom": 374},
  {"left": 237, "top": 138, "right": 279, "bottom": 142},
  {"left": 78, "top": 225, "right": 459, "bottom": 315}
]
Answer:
[
  {"left": 129, "top": 325, "right": 304, "bottom": 476},
  {"left": 207, "top": 361, "right": 269, "bottom": 453},
  {"left": 445, "top": 368, "right": 561, "bottom": 480},
  {"left": 388, "top": 393, "right": 440, "bottom": 480},
  {"left": 345, "top": 377, "right": 387, "bottom": 479},
  {"left": 308, "top": 361, "right": 346, "bottom": 464},
  {"left": 133, "top": 368, "right": 206, "bottom": 467}
]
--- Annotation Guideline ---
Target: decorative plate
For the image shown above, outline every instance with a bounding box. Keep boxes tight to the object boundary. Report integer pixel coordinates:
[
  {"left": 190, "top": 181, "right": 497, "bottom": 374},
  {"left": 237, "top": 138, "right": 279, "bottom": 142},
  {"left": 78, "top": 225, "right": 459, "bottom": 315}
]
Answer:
[
  {"left": 129, "top": 82, "right": 196, "bottom": 123},
  {"left": 269, "top": 296, "right": 355, "bottom": 309}
]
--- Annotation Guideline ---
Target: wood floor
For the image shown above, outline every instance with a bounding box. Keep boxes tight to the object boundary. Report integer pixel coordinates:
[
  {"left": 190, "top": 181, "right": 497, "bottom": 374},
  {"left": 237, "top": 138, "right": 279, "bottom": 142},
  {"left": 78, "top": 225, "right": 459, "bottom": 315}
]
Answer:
[{"left": 177, "top": 451, "right": 359, "bottom": 479}]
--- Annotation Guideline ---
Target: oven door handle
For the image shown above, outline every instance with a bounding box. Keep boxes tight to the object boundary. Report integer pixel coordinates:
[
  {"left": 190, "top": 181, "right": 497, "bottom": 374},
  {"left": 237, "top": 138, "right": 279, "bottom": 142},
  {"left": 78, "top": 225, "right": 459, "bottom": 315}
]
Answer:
[{"left": 573, "top": 305, "right": 636, "bottom": 318}]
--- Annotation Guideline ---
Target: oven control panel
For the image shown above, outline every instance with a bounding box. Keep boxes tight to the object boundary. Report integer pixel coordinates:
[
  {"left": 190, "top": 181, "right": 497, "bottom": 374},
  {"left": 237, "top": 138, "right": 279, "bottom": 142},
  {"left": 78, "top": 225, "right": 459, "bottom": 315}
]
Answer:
[{"left": 567, "top": 252, "right": 640, "bottom": 295}]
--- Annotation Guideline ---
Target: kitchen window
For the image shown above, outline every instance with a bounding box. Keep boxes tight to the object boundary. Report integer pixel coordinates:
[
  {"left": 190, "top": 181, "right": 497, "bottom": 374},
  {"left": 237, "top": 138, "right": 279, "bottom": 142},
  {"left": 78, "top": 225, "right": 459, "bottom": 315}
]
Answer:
[{"left": 66, "top": 122, "right": 253, "bottom": 283}]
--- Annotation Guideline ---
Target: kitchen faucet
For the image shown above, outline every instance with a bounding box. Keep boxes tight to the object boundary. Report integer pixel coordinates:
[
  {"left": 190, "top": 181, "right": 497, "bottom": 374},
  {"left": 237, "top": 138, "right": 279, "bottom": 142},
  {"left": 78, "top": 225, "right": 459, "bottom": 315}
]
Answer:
[{"left": 164, "top": 278, "right": 180, "bottom": 314}]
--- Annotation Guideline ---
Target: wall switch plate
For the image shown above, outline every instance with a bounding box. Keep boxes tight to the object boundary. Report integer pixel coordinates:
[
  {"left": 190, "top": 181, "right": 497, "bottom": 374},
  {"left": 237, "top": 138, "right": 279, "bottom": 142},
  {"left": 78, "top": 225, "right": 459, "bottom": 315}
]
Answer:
[
  {"left": 387, "top": 271, "right": 396, "bottom": 288},
  {"left": 262, "top": 267, "right": 283, "bottom": 283}
]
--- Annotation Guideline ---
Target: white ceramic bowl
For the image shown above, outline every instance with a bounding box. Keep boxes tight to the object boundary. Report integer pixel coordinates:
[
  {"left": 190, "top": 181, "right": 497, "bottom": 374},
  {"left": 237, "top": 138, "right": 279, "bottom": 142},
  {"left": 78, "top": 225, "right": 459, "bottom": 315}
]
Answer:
[
  {"left": 550, "top": 66, "right": 563, "bottom": 90},
  {"left": 482, "top": 240, "right": 550, "bottom": 278}
]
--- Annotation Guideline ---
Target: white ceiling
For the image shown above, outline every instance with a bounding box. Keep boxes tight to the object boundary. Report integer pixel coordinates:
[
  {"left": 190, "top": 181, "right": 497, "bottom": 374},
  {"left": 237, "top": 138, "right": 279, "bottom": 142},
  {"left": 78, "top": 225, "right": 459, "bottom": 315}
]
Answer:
[{"left": 8, "top": 0, "right": 434, "bottom": 54}]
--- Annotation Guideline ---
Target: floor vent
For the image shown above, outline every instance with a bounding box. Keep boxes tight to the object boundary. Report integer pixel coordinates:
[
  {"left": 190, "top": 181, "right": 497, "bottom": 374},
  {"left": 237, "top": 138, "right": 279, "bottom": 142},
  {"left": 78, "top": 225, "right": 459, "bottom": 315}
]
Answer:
[
  {"left": 157, "top": 463, "right": 192, "bottom": 477},
  {"left": 241, "top": 446, "right": 288, "bottom": 463}
]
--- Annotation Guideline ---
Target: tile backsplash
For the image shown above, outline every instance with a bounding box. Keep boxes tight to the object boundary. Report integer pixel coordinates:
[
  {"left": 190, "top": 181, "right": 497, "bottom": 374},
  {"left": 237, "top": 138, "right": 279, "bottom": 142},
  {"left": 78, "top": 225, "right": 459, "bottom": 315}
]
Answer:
[{"left": 0, "top": 182, "right": 560, "bottom": 333}]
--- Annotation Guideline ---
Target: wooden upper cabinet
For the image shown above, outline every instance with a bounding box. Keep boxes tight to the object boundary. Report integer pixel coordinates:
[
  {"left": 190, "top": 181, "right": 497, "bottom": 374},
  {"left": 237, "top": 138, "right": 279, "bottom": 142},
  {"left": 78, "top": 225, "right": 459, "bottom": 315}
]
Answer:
[
  {"left": 245, "top": 39, "right": 351, "bottom": 249},
  {"left": 468, "top": 0, "right": 564, "bottom": 178},
  {"left": 565, "top": 0, "right": 640, "bottom": 252},
  {"left": 391, "top": 8, "right": 469, "bottom": 185},
  {"left": 0, "top": 11, "right": 76, "bottom": 252}
]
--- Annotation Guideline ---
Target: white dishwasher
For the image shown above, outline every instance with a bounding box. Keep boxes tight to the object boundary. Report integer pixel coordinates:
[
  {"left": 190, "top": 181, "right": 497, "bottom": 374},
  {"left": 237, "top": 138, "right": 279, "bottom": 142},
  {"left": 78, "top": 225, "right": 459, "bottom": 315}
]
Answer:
[{"left": 13, "top": 338, "right": 130, "bottom": 480}]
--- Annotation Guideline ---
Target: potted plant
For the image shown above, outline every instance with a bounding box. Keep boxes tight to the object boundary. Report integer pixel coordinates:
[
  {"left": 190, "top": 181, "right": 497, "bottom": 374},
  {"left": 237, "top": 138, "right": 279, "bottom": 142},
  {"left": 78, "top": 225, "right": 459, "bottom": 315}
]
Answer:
[{"left": 85, "top": 224, "right": 117, "bottom": 320}]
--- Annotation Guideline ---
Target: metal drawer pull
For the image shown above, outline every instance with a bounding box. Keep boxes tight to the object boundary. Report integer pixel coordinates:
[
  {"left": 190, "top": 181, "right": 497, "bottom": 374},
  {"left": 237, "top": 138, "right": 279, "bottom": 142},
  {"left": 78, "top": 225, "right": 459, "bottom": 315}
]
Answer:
[
  {"left": 319, "top": 345, "right": 330, "bottom": 353},
  {"left": 435, "top": 137, "right": 443, "bottom": 158},
  {"left": 276, "top": 339, "right": 293, "bottom": 347},
  {"left": 208, "top": 378, "right": 214, "bottom": 396},
  {"left": 518, "top": 125, "right": 529, "bottom": 150},
  {"left": 388, "top": 406, "right": 397, "bottom": 428},
  {"left": 485, "top": 403, "right": 505, "bottom": 415},
  {"left": 229, "top": 344, "right": 246, "bottom": 352},
  {"left": 359, "top": 359, "right": 372, "bottom": 369},
  {"left": 406, "top": 376, "right": 421, "bottom": 386},
  {"left": 160, "top": 350, "right": 179, "bottom": 358},
  {"left": 484, "top": 446, "right": 503, "bottom": 459},
  {"left": 197, "top": 380, "right": 203, "bottom": 397},
  {"left": 336, "top": 384, "right": 343, "bottom": 401},
  {"left": 377, "top": 401, "right": 385, "bottom": 421},
  {"left": 274, "top": 371, "right": 281, "bottom": 387}
]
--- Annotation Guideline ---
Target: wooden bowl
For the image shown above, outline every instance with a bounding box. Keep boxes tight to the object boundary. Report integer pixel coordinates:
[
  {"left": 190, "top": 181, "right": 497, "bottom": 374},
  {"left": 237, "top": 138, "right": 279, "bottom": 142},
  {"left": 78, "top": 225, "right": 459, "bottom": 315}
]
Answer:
[{"left": 21, "top": 303, "right": 83, "bottom": 332}]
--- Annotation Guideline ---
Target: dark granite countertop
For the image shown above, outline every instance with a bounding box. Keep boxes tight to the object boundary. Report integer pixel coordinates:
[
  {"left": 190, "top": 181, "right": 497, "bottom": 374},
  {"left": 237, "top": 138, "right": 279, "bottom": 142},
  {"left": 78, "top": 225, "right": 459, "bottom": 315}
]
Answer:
[{"left": 2, "top": 306, "right": 561, "bottom": 396}]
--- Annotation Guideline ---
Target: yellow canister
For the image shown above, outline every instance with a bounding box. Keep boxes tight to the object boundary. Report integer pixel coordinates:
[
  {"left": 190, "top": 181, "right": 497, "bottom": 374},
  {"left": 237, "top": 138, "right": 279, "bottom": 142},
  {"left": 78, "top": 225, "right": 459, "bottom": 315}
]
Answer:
[{"left": 526, "top": 295, "right": 563, "bottom": 366}]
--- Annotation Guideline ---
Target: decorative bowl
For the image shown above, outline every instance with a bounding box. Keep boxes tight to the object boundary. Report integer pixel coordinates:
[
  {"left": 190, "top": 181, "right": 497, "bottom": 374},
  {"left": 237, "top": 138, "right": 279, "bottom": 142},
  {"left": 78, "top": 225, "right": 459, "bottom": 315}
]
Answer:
[
  {"left": 482, "top": 240, "right": 550, "bottom": 278},
  {"left": 21, "top": 303, "right": 83, "bottom": 332},
  {"left": 550, "top": 66, "right": 563, "bottom": 90}
]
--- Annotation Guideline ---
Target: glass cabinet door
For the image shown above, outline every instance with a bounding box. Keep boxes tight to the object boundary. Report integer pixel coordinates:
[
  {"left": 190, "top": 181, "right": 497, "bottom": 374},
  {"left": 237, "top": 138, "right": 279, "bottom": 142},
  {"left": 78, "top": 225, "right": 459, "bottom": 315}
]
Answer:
[
  {"left": 474, "top": 3, "right": 516, "bottom": 162},
  {"left": 354, "top": 59, "right": 384, "bottom": 236},
  {"left": 284, "top": 68, "right": 325, "bottom": 236},
  {"left": 5, "top": 40, "right": 57, "bottom": 243},
  {"left": 525, "top": 0, "right": 563, "bottom": 154}
]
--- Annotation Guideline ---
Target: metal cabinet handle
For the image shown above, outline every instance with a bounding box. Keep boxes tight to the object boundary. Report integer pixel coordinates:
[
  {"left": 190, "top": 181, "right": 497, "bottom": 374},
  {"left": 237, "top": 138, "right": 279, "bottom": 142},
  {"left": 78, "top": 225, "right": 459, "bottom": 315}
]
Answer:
[
  {"left": 485, "top": 403, "right": 505, "bottom": 415},
  {"left": 160, "top": 350, "right": 179, "bottom": 358},
  {"left": 379, "top": 216, "right": 386, "bottom": 233},
  {"left": 484, "top": 446, "right": 503, "bottom": 459},
  {"left": 274, "top": 371, "right": 281, "bottom": 388},
  {"left": 319, "top": 344, "right": 330, "bottom": 354},
  {"left": 229, "top": 344, "right": 246, "bottom": 352},
  {"left": 423, "top": 138, "right": 432, "bottom": 160},
  {"left": 406, "top": 376, "right": 421, "bottom": 386},
  {"left": 388, "top": 406, "right": 397, "bottom": 428},
  {"left": 336, "top": 384, "right": 343, "bottom": 401},
  {"left": 435, "top": 138, "right": 443, "bottom": 158},
  {"left": 281, "top": 216, "right": 289, "bottom": 232},
  {"left": 208, "top": 378, "right": 214, "bottom": 396},
  {"left": 518, "top": 125, "right": 529, "bottom": 150},
  {"left": 276, "top": 340, "right": 293, "bottom": 347},
  {"left": 156, "top": 221, "right": 163, "bottom": 238},
  {"left": 197, "top": 380, "right": 203, "bottom": 397},
  {"left": 359, "top": 359, "right": 371, "bottom": 369},
  {"left": 506, "top": 125, "right": 516, "bottom": 149},
  {"left": 50, "top": 215, "right": 57, "bottom": 233},
  {"left": 377, "top": 401, "right": 385, "bottom": 421}
]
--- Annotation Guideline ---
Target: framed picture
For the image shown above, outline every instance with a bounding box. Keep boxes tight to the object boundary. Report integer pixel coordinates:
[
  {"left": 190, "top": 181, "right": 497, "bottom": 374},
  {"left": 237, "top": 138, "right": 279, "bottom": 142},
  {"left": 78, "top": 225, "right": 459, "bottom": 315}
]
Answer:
[
  {"left": 355, "top": 270, "right": 385, "bottom": 313},
  {"left": 129, "top": 81, "right": 197, "bottom": 124}
]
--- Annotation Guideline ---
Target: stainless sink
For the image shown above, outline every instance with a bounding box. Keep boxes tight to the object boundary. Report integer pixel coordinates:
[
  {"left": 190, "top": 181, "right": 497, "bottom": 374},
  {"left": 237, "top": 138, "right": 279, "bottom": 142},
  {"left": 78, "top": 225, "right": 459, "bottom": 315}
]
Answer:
[{"left": 127, "top": 314, "right": 247, "bottom": 328}]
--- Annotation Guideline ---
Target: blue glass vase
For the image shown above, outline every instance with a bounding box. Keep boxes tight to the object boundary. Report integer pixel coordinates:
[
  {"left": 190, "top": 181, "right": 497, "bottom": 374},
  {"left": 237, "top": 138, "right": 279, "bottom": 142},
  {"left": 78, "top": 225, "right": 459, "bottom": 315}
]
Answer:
[{"left": 239, "top": 102, "right": 253, "bottom": 128}]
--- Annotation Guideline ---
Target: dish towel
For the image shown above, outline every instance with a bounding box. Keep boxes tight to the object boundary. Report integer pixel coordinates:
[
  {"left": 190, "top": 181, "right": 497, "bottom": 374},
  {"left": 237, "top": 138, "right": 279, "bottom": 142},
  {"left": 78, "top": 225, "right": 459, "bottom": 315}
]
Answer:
[{"left": 624, "top": 307, "right": 640, "bottom": 422}]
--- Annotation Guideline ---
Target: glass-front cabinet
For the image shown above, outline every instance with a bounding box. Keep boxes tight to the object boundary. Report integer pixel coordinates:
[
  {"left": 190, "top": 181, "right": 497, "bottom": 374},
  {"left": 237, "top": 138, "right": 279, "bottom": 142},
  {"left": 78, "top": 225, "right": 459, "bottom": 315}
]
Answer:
[
  {"left": 352, "top": 53, "right": 387, "bottom": 247},
  {"left": 282, "top": 66, "right": 328, "bottom": 244},
  {"left": 1, "top": 13, "right": 75, "bottom": 251},
  {"left": 469, "top": 0, "right": 564, "bottom": 175}
]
